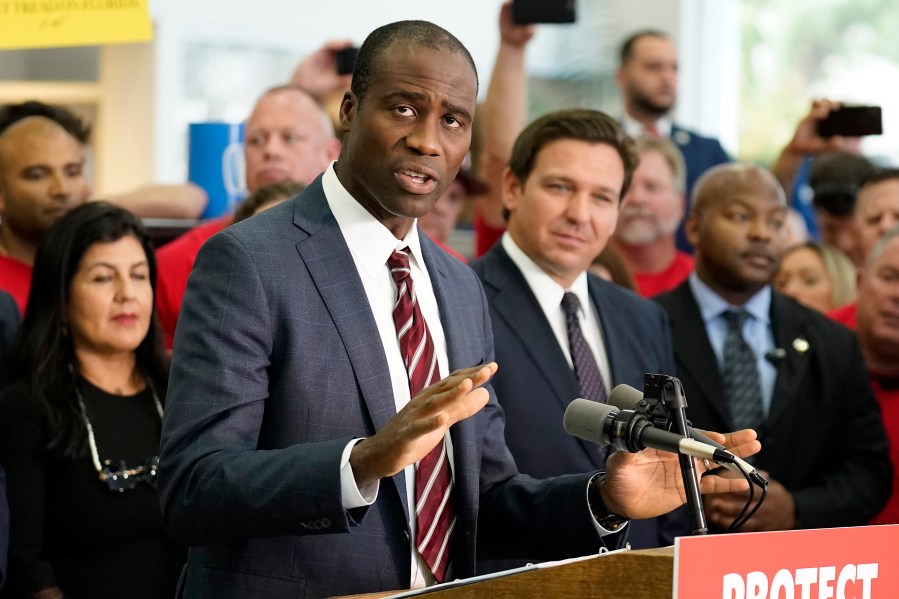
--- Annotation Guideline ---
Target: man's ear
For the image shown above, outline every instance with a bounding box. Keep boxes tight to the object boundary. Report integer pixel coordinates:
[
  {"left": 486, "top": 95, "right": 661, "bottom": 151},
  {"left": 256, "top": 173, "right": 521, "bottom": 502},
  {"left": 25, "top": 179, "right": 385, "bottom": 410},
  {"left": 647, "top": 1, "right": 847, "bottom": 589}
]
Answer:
[
  {"left": 685, "top": 212, "right": 701, "bottom": 249},
  {"left": 501, "top": 167, "right": 523, "bottom": 219},
  {"left": 338, "top": 91, "right": 357, "bottom": 134}
]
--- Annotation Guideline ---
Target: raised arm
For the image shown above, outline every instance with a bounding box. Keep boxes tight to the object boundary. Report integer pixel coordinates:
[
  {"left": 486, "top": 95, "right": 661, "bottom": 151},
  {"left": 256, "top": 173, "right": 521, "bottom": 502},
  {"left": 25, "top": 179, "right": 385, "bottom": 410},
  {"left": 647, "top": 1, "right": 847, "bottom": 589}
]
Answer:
[{"left": 475, "top": 1, "right": 536, "bottom": 231}]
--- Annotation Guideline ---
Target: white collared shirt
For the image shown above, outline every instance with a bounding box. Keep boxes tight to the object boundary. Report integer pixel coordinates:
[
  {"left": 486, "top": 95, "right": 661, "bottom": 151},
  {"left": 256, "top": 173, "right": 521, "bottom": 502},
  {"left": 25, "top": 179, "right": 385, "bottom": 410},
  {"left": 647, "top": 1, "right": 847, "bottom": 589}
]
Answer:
[
  {"left": 501, "top": 232, "right": 612, "bottom": 398},
  {"left": 620, "top": 112, "right": 673, "bottom": 140},
  {"left": 324, "top": 163, "right": 452, "bottom": 587}
]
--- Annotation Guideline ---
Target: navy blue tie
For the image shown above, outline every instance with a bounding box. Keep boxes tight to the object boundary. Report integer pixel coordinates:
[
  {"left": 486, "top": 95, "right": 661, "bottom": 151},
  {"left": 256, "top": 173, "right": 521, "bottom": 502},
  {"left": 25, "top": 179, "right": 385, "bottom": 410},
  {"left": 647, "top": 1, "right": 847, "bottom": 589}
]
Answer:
[
  {"left": 561, "top": 292, "right": 608, "bottom": 405},
  {"left": 722, "top": 309, "right": 764, "bottom": 431}
]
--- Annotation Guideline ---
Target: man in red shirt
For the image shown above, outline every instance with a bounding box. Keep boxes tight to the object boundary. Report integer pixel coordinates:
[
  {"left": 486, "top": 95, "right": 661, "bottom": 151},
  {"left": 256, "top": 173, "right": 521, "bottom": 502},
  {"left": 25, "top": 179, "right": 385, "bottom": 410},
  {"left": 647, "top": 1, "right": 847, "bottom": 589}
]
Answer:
[
  {"left": 155, "top": 85, "right": 341, "bottom": 348},
  {"left": 611, "top": 136, "right": 693, "bottom": 297},
  {"left": 830, "top": 225, "right": 899, "bottom": 524},
  {"left": 0, "top": 114, "right": 91, "bottom": 313}
]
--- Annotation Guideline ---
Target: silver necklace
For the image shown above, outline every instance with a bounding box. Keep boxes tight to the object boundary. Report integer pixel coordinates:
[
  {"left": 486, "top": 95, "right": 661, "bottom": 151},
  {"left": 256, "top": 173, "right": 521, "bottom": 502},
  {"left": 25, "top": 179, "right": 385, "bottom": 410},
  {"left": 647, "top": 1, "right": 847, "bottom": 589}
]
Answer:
[{"left": 74, "top": 378, "right": 164, "bottom": 493}]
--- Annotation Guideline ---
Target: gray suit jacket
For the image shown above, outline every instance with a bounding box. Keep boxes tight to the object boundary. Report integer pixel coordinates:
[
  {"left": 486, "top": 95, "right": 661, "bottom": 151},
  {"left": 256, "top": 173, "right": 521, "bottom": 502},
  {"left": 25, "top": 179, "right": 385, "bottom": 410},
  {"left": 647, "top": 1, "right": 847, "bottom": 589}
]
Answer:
[{"left": 159, "top": 178, "right": 613, "bottom": 598}]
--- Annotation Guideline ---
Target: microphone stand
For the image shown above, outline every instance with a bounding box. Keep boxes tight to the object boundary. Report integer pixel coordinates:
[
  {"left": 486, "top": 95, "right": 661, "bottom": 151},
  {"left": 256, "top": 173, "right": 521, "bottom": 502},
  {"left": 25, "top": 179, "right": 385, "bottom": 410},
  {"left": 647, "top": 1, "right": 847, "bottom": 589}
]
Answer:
[{"left": 643, "top": 374, "right": 708, "bottom": 536}]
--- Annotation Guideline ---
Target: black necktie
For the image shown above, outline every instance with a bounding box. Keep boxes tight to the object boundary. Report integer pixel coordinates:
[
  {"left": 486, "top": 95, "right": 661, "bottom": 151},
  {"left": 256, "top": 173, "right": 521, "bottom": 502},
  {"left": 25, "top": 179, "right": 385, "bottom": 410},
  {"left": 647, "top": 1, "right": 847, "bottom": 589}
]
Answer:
[
  {"left": 561, "top": 292, "right": 608, "bottom": 404},
  {"left": 722, "top": 309, "right": 764, "bottom": 431}
]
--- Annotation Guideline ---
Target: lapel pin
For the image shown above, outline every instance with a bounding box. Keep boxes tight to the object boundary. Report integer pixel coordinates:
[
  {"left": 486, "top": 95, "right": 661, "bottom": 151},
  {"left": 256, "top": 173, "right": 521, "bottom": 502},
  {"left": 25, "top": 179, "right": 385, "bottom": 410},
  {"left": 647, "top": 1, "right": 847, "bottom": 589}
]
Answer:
[
  {"left": 674, "top": 130, "right": 691, "bottom": 145},
  {"left": 792, "top": 337, "right": 810, "bottom": 353}
]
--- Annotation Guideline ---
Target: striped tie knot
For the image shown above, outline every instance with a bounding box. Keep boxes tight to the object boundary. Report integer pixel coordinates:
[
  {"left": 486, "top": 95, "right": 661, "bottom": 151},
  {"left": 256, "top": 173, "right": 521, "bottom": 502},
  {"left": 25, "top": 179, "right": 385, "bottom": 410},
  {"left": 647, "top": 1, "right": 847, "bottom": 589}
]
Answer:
[{"left": 388, "top": 248, "right": 412, "bottom": 285}]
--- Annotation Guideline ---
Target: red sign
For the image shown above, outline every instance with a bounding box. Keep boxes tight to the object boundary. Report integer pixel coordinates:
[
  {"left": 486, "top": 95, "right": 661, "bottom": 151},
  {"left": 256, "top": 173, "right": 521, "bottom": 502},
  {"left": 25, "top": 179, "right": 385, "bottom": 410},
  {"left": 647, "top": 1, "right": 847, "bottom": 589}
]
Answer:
[{"left": 675, "top": 525, "right": 899, "bottom": 599}]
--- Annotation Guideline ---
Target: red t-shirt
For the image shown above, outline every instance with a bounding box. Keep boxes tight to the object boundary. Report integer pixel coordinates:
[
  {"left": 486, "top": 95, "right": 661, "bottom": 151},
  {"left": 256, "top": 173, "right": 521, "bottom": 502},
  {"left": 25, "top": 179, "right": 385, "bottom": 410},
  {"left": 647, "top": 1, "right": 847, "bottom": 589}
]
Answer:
[
  {"left": 828, "top": 302, "right": 857, "bottom": 329},
  {"left": 869, "top": 378, "right": 899, "bottom": 525},
  {"left": 474, "top": 211, "right": 504, "bottom": 258},
  {"left": 635, "top": 251, "right": 695, "bottom": 298},
  {"left": 827, "top": 301, "right": 899, "bottom": 524},
  {"left": 155, "top": 218, "right": 231, "bottom": 349},
  {"left": 0, "top": 254, "right": 33, "bottom": 314}
]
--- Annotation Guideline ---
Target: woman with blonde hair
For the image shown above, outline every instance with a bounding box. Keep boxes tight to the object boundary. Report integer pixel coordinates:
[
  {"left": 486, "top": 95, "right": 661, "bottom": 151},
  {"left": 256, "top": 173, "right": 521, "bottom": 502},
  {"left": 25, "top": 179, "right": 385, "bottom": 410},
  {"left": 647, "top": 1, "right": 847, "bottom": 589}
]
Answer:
[{"left": 775, "top": 241, "right": 856, "bottom": 313}]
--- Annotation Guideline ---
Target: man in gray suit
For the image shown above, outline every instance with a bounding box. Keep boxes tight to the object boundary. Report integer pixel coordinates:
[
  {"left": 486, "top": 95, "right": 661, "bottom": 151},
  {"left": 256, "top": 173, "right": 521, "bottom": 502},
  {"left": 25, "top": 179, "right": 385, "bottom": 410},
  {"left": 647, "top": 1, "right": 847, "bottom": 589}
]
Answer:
[{"left": 159, "top": 20, "right": 757, "bottom": 598}]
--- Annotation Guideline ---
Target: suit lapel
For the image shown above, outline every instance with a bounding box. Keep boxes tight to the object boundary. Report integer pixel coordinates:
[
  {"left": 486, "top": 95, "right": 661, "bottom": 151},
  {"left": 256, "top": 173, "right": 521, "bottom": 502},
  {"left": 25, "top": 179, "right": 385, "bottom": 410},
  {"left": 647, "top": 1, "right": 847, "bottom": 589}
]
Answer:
[
  {"left": 766, "top": 293, "right": 812, "bottom": 429},
  {"left": 668, "top": 283, "right": 731, "bottom": 427},
  {"left": 479, "top": 246, "right": 602, "bottom": 467},
  {"left": 482, "top": 246, "right": 580, "bottom": 411},
  {"left": 292, "top": 183, "right": 409, "bottom": 515},
  {"left": 588, "top": 277, "right": 629, "bottom": 385}
]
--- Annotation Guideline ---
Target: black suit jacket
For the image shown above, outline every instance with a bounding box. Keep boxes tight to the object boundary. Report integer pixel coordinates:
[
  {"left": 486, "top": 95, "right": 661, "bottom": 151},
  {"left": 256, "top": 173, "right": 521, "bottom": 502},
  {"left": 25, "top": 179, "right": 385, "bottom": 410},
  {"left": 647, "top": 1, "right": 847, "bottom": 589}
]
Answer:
[
  {"left": 470, "top": 244, "right": 689, "bottom": 550},
  {"left": 655, "top": 281, "right": 892, "bottom": 528}
]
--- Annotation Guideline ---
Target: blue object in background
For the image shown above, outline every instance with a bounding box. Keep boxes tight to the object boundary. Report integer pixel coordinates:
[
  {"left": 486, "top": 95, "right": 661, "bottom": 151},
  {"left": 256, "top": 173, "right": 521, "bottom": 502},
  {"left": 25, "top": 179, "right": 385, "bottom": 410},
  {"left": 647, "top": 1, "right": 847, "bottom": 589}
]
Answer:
[{"left": 188, "top": 122, "right": 245, "bottom": 218}]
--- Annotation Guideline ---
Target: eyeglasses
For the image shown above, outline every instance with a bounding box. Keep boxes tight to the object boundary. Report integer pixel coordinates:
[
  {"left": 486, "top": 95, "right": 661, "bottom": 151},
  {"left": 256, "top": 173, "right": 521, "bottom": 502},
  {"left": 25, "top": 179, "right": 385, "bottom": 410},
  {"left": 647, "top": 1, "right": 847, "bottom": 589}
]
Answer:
[{"left": 99, "top": 456, "right": 159, "bottom": 493}]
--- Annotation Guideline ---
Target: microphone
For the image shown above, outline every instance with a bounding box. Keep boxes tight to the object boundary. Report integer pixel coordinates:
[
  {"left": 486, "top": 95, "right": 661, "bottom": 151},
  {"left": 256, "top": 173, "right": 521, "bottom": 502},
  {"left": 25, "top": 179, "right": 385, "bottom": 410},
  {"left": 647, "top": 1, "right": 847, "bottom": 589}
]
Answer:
[
  {"left": 608, "top": 384, "right": 767, "bottom": 485},
  {"left": 765, "top": 348, "right": 787, "bottom": 366},
  {"left": 609, "top": 384, "right": 727, "bottom": 449},
  {"left": 563, "top": 399, "right": 736, "bottom": 463}
]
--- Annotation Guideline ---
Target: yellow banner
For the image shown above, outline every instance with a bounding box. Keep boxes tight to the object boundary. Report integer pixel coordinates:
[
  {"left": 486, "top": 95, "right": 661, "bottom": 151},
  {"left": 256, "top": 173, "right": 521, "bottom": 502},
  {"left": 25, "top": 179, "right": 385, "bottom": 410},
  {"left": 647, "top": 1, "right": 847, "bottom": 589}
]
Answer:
[{"left": 0, "top": 0, "right": 153, "bottom": 50}]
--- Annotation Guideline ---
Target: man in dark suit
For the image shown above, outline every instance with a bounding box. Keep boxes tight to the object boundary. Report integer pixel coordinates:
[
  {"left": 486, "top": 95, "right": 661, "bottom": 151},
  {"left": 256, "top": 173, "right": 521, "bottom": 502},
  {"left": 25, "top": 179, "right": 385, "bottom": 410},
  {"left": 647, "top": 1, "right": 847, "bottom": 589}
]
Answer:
[
  {"left": 655, "top": 163, "right": 891, "bottom": 532},
  {"left": 159, "top": 21, "right": 757, "bottom": 598},
  {"left": 469, "top": 109, "right": 689, "bottom": 551},
  {"left": 616, "top": 30, "right": 730, "bottom": 252}
]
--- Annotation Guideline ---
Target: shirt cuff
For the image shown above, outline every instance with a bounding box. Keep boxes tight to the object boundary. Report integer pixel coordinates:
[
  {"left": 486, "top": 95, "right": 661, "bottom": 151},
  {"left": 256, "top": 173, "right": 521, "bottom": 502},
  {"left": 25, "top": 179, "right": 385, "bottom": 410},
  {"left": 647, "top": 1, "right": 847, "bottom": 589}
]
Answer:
[
  {"left": 340, "top": 438, "right": 379, "bottom": 509},
  {"left": 587, "top": 472, "right": 629, "bottom": 537}
]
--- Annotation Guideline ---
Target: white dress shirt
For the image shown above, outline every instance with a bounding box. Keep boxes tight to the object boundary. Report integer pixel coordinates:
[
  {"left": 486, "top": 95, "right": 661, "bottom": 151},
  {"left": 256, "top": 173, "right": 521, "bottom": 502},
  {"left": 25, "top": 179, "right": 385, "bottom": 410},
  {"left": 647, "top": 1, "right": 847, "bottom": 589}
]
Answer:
[
  {"left": 621, "top": 112, "right": 673, "bottom": 140},
  {"left": 501, "top": 233, "right": 612, "bottom": 397},
  {"left": 324, "top": 163, "right": 452, "bottom": 587}
]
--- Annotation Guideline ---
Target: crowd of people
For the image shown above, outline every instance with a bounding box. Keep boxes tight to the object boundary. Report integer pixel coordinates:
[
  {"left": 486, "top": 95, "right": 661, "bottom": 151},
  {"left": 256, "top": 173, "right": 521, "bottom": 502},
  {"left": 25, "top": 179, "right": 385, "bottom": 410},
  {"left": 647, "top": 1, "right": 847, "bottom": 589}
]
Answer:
[{"left": 0, "top": 3, "right": 897, "bottom": 597}]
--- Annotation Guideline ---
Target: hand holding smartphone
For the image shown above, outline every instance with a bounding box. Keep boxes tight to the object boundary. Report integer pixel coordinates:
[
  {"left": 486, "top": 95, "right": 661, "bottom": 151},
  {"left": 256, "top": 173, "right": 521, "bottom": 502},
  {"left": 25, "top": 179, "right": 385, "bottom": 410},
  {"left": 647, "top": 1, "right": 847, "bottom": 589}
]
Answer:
[
  {"left": 335, "top": 47, "right": 359, "bottom": 76},
  {"left": 512, "top": 0, "right": 576, "bottom": 24},
  {"left": 816, "top": 105, "right": 883, "bottom": 137}
]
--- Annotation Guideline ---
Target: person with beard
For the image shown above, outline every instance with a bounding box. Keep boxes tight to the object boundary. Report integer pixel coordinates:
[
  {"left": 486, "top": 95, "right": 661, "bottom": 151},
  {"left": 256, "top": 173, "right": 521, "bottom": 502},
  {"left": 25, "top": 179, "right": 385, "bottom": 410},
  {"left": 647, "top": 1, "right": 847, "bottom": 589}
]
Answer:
[
  {"left": 611, "top": 136, "right": 693, "bottom": 297},
  {"left": 655, "top": 163, "right": 891, "bottom": 533},
  {"left": 616, "top": 30, "right": 730, "bottom": 252}
]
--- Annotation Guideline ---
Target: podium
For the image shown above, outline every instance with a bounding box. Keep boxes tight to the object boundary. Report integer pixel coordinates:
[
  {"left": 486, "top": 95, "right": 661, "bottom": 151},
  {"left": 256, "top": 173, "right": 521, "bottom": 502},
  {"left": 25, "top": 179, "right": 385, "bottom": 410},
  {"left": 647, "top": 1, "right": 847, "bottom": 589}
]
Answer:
[
  {"left": 332, "top": 547, "right": 674, "bottom": 599},
  {"left": 334, "top": 525, "right": 899, "bottom": 599}
]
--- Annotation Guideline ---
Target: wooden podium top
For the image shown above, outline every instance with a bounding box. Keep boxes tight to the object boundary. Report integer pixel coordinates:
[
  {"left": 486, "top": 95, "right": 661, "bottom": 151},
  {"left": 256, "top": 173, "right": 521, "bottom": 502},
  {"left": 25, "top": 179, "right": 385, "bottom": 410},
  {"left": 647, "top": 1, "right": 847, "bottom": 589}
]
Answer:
[{"left": 332, "top": 547, "right": 675, "bottom": 599}]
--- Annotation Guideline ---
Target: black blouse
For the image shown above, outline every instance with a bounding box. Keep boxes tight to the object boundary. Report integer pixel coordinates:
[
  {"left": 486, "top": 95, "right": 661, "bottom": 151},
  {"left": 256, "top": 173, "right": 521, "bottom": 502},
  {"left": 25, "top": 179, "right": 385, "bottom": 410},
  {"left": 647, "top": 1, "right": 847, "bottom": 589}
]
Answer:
[{"left": 0, "top": 378, "right": 185, "bottom": 598}]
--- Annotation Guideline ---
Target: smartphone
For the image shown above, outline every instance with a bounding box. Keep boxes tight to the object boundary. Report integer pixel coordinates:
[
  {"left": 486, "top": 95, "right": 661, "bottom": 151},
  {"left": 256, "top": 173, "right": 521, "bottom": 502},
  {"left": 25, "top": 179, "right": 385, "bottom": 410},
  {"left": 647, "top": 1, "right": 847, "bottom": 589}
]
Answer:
[
  {"left": 816, "top": 105, "right": 883, "bottom": 137},
  {"left": 512, "top": 0, "right": 576, "bottom": 24},
  {"left": 335, "top": 47, "right": 359, "bottom": 75}
]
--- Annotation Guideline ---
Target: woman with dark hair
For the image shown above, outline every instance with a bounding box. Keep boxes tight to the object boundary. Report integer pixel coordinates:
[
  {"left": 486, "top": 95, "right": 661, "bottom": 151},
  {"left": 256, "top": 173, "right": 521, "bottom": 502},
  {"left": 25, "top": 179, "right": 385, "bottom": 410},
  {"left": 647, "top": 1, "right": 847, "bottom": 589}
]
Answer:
[{"left": 0, "top": 202, "right": 184, "bottom": 598}]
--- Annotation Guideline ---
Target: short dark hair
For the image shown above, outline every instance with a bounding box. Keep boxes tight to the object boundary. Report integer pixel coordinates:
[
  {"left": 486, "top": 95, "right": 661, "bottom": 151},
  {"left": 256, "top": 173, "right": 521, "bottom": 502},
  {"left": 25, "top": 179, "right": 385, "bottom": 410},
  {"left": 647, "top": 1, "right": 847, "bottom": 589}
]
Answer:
[
  {"left": 619, "top": 29, "right": 670, "bottom": 65},
  {"left": 0, "top": 100, "right": 91, "bottom": 143},
  {"left": 233, "top": 180, "right": 305, "bottom": 224},
  {"left": 12, "top": 201, "right": 167, "bottom": 459},
  {"left": 859, "top": 167, "right": 899, "bottom": 194},
  {"left": 351, "top": 20, "right": 478, "bottom": 104},
  {"left": 508, "top": 109, "right": 639, "bottom": 199},
  {"left": 809, "top": 152, "right": 877, "bottom": 217}
]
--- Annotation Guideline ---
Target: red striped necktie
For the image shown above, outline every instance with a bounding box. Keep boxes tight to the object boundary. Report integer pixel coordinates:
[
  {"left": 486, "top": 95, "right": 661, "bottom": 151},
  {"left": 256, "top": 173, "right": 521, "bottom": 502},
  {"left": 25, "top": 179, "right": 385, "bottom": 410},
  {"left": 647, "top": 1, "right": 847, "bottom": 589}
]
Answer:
[{"left": 388, "top": 248, "right": 455, "bottom": 583}]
